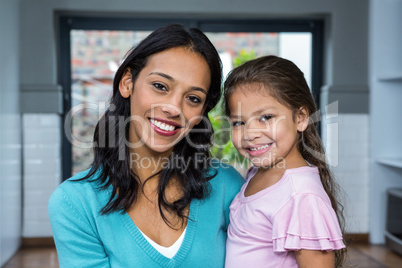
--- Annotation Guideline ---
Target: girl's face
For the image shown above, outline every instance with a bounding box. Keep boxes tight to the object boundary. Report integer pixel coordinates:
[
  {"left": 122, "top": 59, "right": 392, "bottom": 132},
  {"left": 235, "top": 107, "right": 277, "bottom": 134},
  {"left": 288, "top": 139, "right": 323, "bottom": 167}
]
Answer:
[
  {"left": 228, "top": 85, "right": 308, "bottom": 168},
  {"left": 119, "top": 46, "right": 211, "bottom": 156}
]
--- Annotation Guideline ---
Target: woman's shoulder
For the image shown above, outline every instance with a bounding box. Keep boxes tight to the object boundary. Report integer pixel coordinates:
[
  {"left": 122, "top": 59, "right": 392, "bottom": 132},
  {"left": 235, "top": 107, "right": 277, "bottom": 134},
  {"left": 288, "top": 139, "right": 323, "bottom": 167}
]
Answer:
[
  {"left": 49, "top": 168, "right": 108, "bottom": 213},
  {"left": 208, "top": 160, "right": 245, "bottom": 192},
  {"left": 209, "top": 159, "right": 244, "bottom": 179},
  {"left": 57, "top": 168, "right": 102, "bottom": 193}
]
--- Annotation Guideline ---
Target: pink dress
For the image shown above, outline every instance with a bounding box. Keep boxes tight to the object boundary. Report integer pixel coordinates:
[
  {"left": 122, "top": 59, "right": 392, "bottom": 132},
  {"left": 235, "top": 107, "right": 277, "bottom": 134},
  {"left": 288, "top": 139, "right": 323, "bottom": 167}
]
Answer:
[{"left": 225, "top": 166, "right": 345, "bottom": 267}]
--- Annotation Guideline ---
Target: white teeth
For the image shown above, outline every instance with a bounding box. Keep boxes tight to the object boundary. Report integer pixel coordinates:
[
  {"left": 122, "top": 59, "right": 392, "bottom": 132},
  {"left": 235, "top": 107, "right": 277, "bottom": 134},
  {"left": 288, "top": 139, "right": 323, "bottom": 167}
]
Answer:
[
  {"left": 249, "top": 144, "right": 270, "bottom": 151},
  {"left": 150, "top": 119, "right": 176, "bottom": 131}
]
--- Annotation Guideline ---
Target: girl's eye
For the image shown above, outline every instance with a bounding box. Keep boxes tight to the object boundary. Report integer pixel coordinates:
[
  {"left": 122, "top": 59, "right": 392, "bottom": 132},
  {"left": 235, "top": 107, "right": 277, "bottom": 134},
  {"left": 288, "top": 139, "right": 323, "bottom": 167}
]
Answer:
[
  {"left": 153, "top": 83, "right": 167, "bottom": 91},
  {"left": 187, "top": 96, "right": 202, "bottom": 104},
  {"left": 260, "top": 115, "right": 273, "bottom": 122},
  {"left": 231, "top": 121, "right": 244, "bottom": 127}
]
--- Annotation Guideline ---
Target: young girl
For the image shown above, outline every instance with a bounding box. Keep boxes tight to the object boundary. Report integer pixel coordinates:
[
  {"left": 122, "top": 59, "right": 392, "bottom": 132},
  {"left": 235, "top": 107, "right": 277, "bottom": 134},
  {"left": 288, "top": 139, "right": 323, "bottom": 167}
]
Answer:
[{"left": 224, "top": 55, "right": 346, "bottom": 268}]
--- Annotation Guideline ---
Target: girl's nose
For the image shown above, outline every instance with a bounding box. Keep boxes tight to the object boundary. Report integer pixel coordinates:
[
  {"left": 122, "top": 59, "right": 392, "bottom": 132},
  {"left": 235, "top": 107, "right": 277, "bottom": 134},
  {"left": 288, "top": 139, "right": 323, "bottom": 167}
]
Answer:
[
  {"left": 244, "top": 119, "right": 262, "bottom": 141},
  {"left": 244, "top": 128, "right": 262, "bottom": 141}
]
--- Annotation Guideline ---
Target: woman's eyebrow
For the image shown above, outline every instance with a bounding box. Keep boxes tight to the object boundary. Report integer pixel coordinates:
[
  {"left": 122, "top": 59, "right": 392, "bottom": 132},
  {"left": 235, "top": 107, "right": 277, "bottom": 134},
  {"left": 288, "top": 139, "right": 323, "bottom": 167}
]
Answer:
[
  {"left": 189, "top": 87, "right": 207, "bottom": 95},
  {"left": 149, "top": 72, "right": 174, "bottom": 81}
]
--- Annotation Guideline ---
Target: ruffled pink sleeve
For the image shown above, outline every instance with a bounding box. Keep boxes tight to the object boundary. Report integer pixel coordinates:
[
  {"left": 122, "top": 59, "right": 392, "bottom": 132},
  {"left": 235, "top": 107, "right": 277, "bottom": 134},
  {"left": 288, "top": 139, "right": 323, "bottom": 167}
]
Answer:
[{"left": 272, "top": 194, "right": 345, "bottom": 252}]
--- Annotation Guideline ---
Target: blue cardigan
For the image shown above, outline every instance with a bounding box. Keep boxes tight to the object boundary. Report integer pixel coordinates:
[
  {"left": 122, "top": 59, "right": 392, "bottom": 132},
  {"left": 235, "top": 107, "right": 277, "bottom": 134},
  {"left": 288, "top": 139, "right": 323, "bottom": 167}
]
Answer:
[{"left": 48, "top": 162, "right": 244, "bottom": 267}]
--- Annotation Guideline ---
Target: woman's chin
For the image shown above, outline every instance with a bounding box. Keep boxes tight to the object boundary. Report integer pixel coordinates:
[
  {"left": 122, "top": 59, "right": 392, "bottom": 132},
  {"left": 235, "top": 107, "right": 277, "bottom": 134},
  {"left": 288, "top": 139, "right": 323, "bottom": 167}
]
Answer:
[{"left": 145, "top": 141, "right": 177, "bottom": 154}]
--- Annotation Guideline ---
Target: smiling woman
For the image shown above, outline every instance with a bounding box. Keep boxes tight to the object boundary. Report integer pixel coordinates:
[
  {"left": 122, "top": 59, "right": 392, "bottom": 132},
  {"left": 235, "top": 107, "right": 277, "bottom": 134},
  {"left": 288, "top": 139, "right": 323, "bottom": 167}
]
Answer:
[
  {"left": 118, "top": 47, "right": 211, "bottom": 154},
  {"left": 48, "top": 24, "right": 244, "bottom": 267}
]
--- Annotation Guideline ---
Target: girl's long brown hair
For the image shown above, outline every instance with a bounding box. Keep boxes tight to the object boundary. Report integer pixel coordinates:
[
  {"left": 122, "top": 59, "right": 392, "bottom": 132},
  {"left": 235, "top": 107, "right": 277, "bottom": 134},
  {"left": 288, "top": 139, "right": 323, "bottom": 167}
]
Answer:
[{"left": 224, "top": 55, "right": 347, "bottom": 267}]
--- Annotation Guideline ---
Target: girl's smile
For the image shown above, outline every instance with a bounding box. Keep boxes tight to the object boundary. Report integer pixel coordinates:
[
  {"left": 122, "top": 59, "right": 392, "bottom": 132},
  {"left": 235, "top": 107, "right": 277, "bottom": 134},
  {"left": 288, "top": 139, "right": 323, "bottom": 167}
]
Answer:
[{"left": 245, "top": 143, "right": 274, "bottom": 157}]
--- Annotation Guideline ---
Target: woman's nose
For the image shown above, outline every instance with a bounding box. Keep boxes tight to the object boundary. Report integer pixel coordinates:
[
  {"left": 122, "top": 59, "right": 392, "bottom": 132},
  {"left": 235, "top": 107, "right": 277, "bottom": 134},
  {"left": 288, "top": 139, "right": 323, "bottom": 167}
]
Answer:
[{"left": 160, "top": 96, "right": 182, "bottom": 118}]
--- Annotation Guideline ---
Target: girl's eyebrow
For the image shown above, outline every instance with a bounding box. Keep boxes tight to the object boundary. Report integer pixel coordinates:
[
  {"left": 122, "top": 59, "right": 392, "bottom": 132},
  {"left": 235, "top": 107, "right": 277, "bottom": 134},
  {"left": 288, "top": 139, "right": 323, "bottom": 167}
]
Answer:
[
  {"left": 252, "top": 106, "right": 277, "bottom": 115},
  {"left": 149, "top": 72, "right": 207, "bottom": 95},
  {"left": 229, "top": 114, "right": 241, "bottom": 118},
  {"left": 230, "top": 106, "right": 276, "bottom": 118}
]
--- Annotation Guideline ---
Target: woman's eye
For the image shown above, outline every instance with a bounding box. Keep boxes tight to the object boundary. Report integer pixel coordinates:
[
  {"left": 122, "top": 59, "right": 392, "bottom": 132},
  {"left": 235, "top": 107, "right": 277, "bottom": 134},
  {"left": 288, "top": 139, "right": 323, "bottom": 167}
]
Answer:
[
  {"left": 153, "top": 83, "right": 167, "bottom": 91},
  {"left": 187, "top": 96, "right": 202, "bottom": 104},
  {"left": 260, "top": 115, "right": 273, "bottom": 122}
]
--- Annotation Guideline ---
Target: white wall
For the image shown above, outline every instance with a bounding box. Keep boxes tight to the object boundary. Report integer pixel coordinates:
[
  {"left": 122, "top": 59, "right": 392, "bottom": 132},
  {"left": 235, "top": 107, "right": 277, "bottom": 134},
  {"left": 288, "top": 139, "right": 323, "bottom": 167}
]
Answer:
[
  {"left": 369, "top": 0, "right": 402, "bottom": 244},
  {"left": 22, "top": 114, "right": 61, "bottom": 237},
  {"left": 0, "top": 0, "right": 22, "bottom": 266},
  {"left": 323, "top": 112, "right": 370, "bottom": 234},
  {"left": 18, "top": 0, "right": 370, "bottom": 238}
]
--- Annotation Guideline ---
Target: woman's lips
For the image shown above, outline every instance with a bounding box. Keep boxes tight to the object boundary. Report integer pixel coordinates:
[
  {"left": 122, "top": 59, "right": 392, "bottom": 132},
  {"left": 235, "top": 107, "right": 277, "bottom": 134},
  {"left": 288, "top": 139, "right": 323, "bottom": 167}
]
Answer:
[{"left": 149, "top": 118, "right": 182, "bottom": 137}]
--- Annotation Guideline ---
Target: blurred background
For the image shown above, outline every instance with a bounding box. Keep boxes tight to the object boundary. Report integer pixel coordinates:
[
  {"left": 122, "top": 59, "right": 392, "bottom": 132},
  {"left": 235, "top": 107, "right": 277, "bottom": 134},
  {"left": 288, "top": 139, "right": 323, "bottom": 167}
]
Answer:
[{"left": 1, "top": 0, "right": 402, "bottom": 267}]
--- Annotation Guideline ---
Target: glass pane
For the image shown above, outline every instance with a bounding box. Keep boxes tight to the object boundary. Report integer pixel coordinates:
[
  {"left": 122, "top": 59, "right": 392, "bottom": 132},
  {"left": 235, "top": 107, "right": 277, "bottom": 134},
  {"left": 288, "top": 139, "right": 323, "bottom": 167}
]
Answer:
[
  {"left": 278, "top": 33, "right": 312, "bottom": 88},
  {"left": 205, "top": 32, "right": 312, "bottom": 88},
  {"left": 70, "top": 30, "right": 152, "bottom": 174}
]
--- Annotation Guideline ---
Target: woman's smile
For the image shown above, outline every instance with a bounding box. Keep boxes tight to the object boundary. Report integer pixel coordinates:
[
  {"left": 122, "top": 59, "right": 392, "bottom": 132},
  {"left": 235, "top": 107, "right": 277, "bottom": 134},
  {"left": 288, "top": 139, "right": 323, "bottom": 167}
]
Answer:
[{"left": 149, "top": 117, "right": 183, "bottom": 136}]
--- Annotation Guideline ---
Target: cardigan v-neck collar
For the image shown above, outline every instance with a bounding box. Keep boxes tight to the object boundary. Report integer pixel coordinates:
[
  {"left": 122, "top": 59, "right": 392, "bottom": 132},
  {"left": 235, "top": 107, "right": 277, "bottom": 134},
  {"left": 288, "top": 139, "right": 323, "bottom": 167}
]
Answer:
[{"left": 120, "top": 199, "right": 200, "bottom": 267}]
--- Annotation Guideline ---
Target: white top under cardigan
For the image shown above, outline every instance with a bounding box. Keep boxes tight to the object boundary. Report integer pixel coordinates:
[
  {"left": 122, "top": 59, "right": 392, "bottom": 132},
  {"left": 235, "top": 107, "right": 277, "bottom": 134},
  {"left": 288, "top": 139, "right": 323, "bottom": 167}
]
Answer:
[{"left": 138, "top": 227, "right": 187, "bottom": 258}]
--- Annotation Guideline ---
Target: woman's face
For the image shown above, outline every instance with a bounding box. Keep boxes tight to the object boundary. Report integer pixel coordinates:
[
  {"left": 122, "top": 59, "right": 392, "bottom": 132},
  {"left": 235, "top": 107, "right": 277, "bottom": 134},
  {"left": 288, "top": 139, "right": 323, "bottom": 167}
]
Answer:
[{"left": 119, "top": 46, "right": 211, "bottom": 156}]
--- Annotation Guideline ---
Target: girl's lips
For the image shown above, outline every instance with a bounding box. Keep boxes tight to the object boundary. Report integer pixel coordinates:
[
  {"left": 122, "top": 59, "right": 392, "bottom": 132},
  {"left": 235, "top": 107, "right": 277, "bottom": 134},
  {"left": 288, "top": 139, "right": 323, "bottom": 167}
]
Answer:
[
  {"left": 149, "top": 118, "right": 182, "bottom": 137},
  {"left": 246, "top": 143, "right": 273, "bottom": 157}
]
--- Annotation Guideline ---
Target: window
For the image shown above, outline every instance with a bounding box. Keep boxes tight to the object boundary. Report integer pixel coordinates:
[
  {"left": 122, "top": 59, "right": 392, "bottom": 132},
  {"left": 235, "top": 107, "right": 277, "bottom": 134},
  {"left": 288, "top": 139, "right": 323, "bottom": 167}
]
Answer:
[{"left": 59, "top": 17, "right": 324, "bottom": 179}]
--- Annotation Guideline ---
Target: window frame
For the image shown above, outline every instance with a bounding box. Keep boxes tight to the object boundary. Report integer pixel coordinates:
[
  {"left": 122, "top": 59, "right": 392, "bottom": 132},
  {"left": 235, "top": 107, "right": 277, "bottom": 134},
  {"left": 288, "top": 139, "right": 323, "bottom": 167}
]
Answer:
[{"left": 59, "top": 16, "right": 324, "bottom": 180}]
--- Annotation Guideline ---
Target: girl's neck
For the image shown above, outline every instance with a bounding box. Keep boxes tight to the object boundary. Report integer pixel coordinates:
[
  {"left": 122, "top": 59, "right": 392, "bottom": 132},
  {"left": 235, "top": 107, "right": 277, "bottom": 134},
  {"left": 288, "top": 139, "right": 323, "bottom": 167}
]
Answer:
[
  {"left": 258, "top": 149, "right": 308, "bottom": 177},
  {"left": 244, "top": 151, "right": 308, "bottom": 197}
]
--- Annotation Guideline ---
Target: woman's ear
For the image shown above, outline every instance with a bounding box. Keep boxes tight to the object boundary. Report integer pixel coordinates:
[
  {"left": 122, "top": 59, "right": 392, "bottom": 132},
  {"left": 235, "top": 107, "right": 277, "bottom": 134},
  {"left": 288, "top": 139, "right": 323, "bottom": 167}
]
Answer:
[
  {"left": 119, "top": 69, "right": 133, "bottom": 98},
  {"left": 296, "top": 107, "right": 309, "bottom": 132}
]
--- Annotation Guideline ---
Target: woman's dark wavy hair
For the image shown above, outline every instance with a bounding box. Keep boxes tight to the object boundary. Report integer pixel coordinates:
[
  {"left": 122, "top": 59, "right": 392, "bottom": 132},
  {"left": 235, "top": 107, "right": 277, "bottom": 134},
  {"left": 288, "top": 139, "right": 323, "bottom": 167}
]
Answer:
[
  {"left": 224, "top": 55, "right": 347, "bottom": 267},
  {"left": 76, "top": 24, "right": 222, "bottom": 226}
]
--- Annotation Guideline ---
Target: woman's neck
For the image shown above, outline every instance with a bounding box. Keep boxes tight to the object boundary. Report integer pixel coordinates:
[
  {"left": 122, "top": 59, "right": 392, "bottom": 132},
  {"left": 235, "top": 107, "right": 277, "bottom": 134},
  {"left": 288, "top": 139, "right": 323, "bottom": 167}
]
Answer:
[
  {"left": 128, "top": 146, "right": 184, "bottom": 208},
  {"left": 129, "top": 146, "right": 172, "bottom": 184}
]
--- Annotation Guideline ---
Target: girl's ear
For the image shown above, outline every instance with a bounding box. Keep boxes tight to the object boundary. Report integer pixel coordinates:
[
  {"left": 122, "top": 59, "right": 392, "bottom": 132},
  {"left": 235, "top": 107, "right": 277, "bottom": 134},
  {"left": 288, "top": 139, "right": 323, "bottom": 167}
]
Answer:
[
  {"left": 119, "top": 69, "right": 133, "bottom": 98},
  {"left": 296, "top": 107, "right": 309, "bottom": 132}
]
